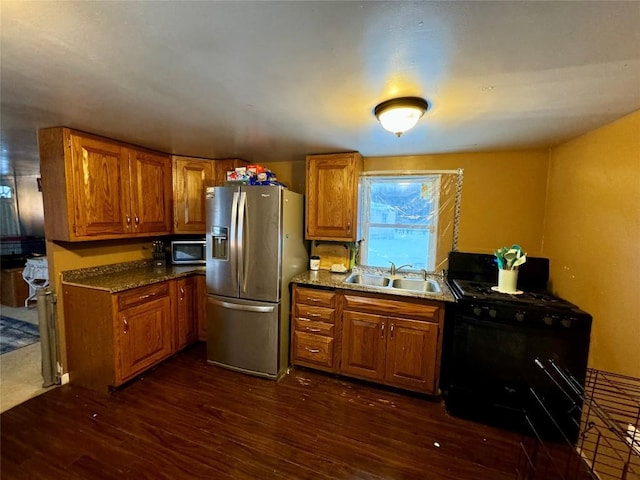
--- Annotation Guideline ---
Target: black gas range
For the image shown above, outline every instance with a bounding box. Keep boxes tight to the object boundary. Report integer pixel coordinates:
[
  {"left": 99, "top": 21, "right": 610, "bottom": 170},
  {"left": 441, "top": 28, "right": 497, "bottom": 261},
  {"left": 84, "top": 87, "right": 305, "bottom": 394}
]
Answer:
[{"left": 441, "top": 252, "right": 592, "bottom": 442}]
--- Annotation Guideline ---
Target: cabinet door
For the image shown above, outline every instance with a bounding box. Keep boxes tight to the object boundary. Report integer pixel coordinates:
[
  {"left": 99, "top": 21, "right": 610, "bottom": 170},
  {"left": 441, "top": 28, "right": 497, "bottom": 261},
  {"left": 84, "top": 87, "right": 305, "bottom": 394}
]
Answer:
[
  {"left": 128, "top": 149, "right": 172, "bottom": 234},
  {"left": 196, "top": 275, "right": 207, "bottom": 341},
  {"left": 384, "top": 317, "right": 439, "bottom": 394},
  {"left": 305, "top": 153, "right": 361, "bottom": 241},
  {"left": 117, "top": 294, "right": 173, "bottom": 382},
  {"left": 70, "top": 134, "right": 131, "bottom": 237},
  {"left": 173, "top": 156, "right": 213, "bottom": 233},
  {"left": 175, "top": 276, "right": 199, "bottom": 350},
  {"left": 341, "top": 310, "right": 385, "bottom": 380}
]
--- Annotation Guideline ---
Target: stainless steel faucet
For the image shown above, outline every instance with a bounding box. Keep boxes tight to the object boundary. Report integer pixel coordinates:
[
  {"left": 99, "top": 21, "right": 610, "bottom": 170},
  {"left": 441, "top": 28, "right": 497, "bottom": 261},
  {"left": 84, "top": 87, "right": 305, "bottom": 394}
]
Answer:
[
  {"left": 389, "top": 262, "right": 413, "bottom": 275},
  {"left": 420, "top": 268, "right": 428, "bottom": 280}
]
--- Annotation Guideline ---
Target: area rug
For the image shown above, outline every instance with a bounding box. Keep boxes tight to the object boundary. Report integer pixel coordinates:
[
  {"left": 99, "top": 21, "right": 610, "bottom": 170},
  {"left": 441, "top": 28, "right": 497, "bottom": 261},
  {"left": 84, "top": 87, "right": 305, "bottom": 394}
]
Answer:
[{"left": 0, "top": 315, "right": 40, "bottom": 355}]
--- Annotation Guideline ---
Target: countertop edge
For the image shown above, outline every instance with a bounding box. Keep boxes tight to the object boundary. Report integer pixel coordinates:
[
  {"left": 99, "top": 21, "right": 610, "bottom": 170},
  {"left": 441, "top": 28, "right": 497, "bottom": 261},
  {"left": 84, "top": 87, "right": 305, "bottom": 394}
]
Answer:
[{"left": 290, "top": 270, "right": 456, "bottom": 303}]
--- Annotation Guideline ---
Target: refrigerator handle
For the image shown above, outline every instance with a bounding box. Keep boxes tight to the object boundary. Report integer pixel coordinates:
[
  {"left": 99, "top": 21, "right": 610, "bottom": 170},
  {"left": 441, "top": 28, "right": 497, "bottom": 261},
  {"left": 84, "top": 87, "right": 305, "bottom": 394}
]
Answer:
[
  {"left": 230, "top": 191, "right": 240, "bottom": 284},
  {"left": 209, "top": 298, "right": 275, "bottom": 313},
  {"left": 237, "top": 190, "right": 248, "bottom": 293}
]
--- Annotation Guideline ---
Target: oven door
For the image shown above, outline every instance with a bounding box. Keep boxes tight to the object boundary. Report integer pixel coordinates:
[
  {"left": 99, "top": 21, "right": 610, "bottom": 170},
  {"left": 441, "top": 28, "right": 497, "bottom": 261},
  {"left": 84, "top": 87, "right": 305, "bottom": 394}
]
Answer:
[{"left": 444, "top": 312, "right": 590, "bottom": 440}]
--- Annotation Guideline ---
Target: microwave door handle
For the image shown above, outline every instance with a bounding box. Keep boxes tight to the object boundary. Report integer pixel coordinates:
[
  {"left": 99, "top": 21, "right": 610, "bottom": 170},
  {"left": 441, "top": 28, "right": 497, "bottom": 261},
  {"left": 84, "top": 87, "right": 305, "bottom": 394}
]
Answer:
[
  {"left": 230, "top": 191, "right": 240, "bottom": 285},
  {"left": 237, "top": 191, "right": 248, "bottom": 293}
]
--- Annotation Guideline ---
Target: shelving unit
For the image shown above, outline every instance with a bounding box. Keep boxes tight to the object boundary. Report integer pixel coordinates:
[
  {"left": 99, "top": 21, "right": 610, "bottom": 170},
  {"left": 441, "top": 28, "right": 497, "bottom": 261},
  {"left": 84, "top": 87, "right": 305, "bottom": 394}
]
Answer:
[{"left": 516, "top": 361, "right": 640, "bottom": 480}]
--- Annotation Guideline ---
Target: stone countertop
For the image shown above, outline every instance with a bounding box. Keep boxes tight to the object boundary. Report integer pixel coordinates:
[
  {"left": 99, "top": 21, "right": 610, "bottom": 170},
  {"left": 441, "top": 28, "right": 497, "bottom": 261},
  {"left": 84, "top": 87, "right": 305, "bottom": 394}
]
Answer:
[
  {"left": 290, "top": 269, "right": 456, "bottom": 303},
  {"left": 61, "top": 260, "right": 204, "bottom": 293}
]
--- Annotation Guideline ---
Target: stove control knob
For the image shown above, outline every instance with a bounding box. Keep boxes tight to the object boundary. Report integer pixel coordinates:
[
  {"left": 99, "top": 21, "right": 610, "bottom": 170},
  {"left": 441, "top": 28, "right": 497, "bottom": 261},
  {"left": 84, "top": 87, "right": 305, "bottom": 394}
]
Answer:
[
  {"left": 489, "top": 308, "right": 497, "bottom": 318},
  {"left": 543, "top": 316, "right": 553, "bottom": 326},
  {"left": 515, "top": 312, "right": 525, "bottom": 322},
  {"left": 473, "top": 306, "right": 482, "bottom": 316},
  {"left": 561, "top": 318, "right": 572, "bottom": 328}
]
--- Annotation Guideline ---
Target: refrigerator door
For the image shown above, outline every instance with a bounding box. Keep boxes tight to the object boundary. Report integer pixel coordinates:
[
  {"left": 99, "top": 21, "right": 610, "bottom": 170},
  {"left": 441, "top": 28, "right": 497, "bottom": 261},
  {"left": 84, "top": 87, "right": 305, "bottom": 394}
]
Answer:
[
  {"left": 206, "top": 295, "right": 280, "bottom": 378},
  {"left": 206, "top": 186, "right": 239, "bottom": 297},
  {"left": 239, "top": 186, "right": 282, "bottom": 302}
]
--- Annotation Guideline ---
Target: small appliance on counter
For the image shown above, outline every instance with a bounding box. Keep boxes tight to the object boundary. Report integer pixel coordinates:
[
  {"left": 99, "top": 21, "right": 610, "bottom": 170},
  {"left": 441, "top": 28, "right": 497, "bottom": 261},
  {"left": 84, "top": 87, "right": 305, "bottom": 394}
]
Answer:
[{"left": 170, "top": 239, "right": 206, "bottom": 265}]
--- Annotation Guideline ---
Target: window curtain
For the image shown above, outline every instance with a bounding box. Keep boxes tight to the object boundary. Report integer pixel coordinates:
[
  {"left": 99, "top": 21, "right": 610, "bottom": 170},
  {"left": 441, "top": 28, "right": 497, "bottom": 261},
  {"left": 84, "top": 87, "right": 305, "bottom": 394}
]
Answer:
[{"left": 0, "top": 197, "right": 21, "bottom": 237}]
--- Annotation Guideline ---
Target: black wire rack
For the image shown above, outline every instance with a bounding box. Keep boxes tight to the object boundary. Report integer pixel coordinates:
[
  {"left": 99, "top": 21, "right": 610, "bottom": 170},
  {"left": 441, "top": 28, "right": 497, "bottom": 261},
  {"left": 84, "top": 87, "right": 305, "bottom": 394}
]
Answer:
[{"left": 516, "top": 361, "right": 640, "bottom": 480}]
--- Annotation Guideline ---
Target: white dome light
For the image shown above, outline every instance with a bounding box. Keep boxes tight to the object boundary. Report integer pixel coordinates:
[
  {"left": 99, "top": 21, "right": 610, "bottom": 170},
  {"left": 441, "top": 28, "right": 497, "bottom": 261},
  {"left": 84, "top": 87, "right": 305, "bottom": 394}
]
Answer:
[{"left": 374, "top": 97, "right": 429, "bottom": 137}]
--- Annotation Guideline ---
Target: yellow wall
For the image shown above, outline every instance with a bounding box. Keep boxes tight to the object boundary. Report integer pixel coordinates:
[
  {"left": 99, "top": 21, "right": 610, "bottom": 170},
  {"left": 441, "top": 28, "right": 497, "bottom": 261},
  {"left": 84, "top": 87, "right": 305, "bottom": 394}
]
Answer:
[
  {"left": 365, "top": 150, "right": 550, "bottom": 256},
  {"left": 47, "top": 238, "right": 152, "bottom": 372},
  {"left": 543, "top": 110, "right": 640, "bottom": 377}
]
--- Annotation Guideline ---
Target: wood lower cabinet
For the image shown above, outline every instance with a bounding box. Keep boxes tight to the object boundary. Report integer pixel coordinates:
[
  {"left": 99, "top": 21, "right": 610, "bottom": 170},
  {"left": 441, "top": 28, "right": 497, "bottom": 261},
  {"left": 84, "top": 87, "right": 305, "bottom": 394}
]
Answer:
[
  {"left": 116, "top": 283, "right": 173, "bottom": 381},
  {"left": 305, "top": 152, "right": 362, "bottom": 241},
  {"left": 341, "top": 292, "right": 442, "bottom": 394},
  {"left": 175, "top": 276, "right": 199, "bottom": 350},
  {"left": 38, "top": 127, "right": 171, "bottom": 241},
  {"left": 172, "top": 156, "right": 214, "bottom": 234},
  {"left": 63, "top": 276, "right": 202, "bottom": 391},
  {"left": 291, "top": 285, "right": 339, "bottom": 372}
]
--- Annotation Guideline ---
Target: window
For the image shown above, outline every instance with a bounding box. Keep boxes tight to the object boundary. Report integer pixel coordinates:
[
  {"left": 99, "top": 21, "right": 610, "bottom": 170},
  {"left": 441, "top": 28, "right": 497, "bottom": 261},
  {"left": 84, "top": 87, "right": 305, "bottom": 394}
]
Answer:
[
  {"left": 0, "top": 183, "right": 20, "bottom": 237},
  {"left": 358, "top": 175, "right": 440, "bottom": 271}
]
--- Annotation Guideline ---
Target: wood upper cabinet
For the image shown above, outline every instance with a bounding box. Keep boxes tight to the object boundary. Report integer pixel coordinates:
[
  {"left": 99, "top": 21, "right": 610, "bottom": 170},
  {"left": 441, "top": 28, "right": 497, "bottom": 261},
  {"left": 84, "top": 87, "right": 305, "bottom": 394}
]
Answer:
[
  {"left": 175, "top": 275, "right": 199, "bottom": 350},
  {"left": 341, "top": 292, "right": 443, "bottom": 394},
  {"left": 214, "top": 158, "right": 250, "bottom": 186},
  {"left": 305, "top": 152, "right": 362, "bottom": 241},
  {"left": 127, "top": 148, "right": 172, "bottom": 234},
  {"left": 38, "top": 127, "right": 171, "bottom": 241},
  {"left": 172, "top": 156, "right": 214, "bottom": 234}
]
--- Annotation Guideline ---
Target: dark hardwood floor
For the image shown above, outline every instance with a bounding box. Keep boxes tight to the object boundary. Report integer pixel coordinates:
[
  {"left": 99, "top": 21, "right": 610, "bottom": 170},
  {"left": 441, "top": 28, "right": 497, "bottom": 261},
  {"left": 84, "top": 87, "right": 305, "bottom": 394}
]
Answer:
[{"left": 1, "top": 343, "right": 524, "bottom": 479}]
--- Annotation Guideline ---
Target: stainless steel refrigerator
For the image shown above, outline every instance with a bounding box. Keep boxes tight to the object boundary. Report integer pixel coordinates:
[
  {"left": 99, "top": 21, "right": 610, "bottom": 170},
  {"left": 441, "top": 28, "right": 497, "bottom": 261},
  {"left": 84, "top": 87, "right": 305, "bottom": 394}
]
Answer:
[{"left": 205, "top": 185, "right": 308, "bottom": 379}]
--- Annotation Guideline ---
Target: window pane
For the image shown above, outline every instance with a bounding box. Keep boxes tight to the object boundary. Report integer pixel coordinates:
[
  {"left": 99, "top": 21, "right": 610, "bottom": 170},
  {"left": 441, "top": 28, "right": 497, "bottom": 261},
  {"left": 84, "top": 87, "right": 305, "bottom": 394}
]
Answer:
[
  {"left": 370, "top": 180, "right": 433, "bottom": 226},
  {"left": 366, "top": 227, "right": 430, "bottom": 269}
]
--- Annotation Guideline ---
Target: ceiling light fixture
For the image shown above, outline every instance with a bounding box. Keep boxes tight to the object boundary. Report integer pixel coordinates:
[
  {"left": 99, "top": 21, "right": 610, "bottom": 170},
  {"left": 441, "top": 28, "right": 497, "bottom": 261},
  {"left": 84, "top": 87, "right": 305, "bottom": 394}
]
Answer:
[{"left": 374, "top": 96, "right": 429, "bottom": 137}]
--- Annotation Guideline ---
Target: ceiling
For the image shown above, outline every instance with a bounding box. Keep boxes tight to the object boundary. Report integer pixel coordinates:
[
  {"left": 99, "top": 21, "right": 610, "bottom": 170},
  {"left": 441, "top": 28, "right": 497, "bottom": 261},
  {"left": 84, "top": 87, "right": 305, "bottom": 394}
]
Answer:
[{"left": 1, "top": 1, "right": 639, "bottom": 177}]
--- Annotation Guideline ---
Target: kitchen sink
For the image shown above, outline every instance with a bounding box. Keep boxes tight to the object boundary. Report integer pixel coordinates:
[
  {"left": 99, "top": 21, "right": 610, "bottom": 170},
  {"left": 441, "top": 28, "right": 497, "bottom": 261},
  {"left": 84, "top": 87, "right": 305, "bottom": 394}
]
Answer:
[
  {"left": 343, "top": 273, "right": 441, "bottom": 293},
  {"left": 391, "top": 278, "right": 441, "bottom": 293},
  {"left": 343, "top": 273, "right": 390, "bottom": 287}
]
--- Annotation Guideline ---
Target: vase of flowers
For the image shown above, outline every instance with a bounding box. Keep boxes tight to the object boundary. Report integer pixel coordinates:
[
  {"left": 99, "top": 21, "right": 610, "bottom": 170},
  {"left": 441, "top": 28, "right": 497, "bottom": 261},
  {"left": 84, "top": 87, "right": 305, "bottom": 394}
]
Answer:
[{"left": 494, "top": 245, "right": 526, "bottom": 293}]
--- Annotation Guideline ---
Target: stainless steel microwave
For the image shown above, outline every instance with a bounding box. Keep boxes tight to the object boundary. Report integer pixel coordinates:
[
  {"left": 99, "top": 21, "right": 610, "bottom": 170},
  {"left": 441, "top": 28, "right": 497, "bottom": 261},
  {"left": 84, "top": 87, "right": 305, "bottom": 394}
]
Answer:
[{"left": 170, "top": 240, "right": 206, "bottom": 265}]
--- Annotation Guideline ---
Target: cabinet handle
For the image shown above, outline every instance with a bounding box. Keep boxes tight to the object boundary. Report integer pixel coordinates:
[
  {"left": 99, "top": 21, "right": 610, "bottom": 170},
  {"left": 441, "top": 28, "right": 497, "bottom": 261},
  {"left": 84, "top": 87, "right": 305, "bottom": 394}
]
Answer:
[
  {"left": 305, "top": 347, "right": 320, "bottom": 354},
  {"left": 381, "top": 322, "right": 385, "bottom": 339},
  {"left": 306, "top": 312, "right": 321, "bottom": 317},
  {"left": 307, "top": 297, "right": 322, "bottom": 303},
  {"left": 134, "top": 214, "right": 140, "bottom": 227},
  {"left": 180, "top": 287, "right": 185, "bottom": 300},
  {"left": 123, "top": 318, "right": 129, "bottom": 333},
  {"left": 126, "top": 214, "right": 131, "bottom": 225},
  {"left": 390, "top": 323, "right": 395, "bottom": 339},
  {"left": 305, "top": 327, "right": 321, "bottom": 333},
  {"left": 139, "top": 293, "right": 157, "bottom": 300},
  {"left": 347, "top": 221, "right": 351, "bottom": 232}
]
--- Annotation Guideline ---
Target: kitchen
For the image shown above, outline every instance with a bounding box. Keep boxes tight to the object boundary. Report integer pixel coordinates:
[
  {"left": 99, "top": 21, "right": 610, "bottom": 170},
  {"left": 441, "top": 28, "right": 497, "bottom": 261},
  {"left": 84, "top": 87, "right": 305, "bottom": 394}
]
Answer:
[{"left": 1, "top": 1, "right": 639, "bottom": 478}]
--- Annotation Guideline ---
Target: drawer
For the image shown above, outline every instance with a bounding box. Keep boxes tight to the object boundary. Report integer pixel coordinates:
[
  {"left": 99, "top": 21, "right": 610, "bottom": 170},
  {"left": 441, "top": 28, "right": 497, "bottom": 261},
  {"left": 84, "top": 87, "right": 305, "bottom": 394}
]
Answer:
[
  {"left": 294, "top": 318, "right": 334, "bottom": 337},
  {"left": 294, "top": 332, "right": 333, "bottom": 368},
  {"left": 294, "top": 303, "right": 335, "bottom": 324},
  {"left": 343, "top": 293, "right": 440, "bottom": 323},
  {"left": 117, "top": 282, "right": 170, "bottom": 310},
  {"left": 295, "top": 286, "right": 336, "bottom": 308}
]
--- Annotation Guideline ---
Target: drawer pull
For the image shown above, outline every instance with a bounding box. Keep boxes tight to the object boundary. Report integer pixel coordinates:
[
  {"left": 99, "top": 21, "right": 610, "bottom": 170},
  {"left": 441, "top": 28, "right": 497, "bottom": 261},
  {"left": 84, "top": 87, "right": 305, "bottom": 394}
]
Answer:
[
  {"left": 307, "top": 297, "right": 322, "bottom": 302},
  {"left": 306, "top": 312, "right": 321, "bottom": 317},
  {"left": 139, "top": 293, "right": 157, "bottom": 300},
  {"left": 123, "top": 317, "right": 129, "bottom": 333},
  {"left": 305, "top": 347, "right": 320, "bottom": 354},
  {"left": 305, "top": 327, "right": 321, "bottom": 333}
]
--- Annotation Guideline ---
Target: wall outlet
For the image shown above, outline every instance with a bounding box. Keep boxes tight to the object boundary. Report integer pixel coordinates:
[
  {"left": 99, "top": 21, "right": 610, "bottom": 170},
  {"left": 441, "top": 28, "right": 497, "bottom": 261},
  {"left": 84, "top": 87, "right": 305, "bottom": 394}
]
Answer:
[{"left": 60, "top": 373, "right": 70, "bottom": 385}]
